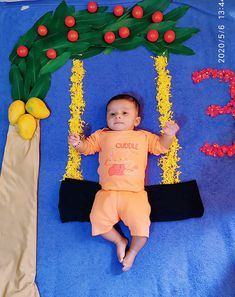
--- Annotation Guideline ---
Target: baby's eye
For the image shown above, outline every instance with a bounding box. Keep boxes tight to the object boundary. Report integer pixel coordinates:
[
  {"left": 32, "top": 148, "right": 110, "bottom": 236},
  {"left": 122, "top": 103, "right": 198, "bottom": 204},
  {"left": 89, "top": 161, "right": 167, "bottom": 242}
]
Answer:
[
  {"left": 110, "top": 112, "right": 116, "bottom": 116},
  {"left": 123, "top": 112, "right": 128, "bottom": 115}
]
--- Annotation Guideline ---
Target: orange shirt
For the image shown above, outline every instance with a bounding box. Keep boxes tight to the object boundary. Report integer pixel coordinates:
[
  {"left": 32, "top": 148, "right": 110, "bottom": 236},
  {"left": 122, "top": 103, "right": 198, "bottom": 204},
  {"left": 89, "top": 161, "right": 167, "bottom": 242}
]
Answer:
[{"left": 82, "top": 129, "right": 168, "bottom": 192}]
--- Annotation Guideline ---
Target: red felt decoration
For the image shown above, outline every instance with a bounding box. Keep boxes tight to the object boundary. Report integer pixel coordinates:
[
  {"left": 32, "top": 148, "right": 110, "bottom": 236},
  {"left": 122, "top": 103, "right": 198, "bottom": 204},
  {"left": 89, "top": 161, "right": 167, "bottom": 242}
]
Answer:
[
  {"left": 87, "top": 1, "right": 98, "bottom": 13},
  {"left": 46, "top": 49, "right": 57, "bottom": 59},
  {"left": 114, "top": 5, "right": 124, "bottom": 17},
  {"left": 64, "top": 16, "right": 76, "bottom": 27},
  {"left": 151, "top": 11, "right": 164, "bottom": 23},
  {"left": 132, "top": 6, "right": 143, "bottom": 19},
  {"left": 200, "top": 142, "right": 235, "bottom": 157},
  {"left": 163, "top": 30, "right": 176, "bottom": 43},
  {"left": 67, "top": 30, "right": 79, "bottom": 42},
  {"left": 192, "top": 68, "right": 235, "bottom": 157},
  {"left": 118, "top": 27, "right": 130, "bottom": 39},
  {"left": 104, "top": 31, "right": 115, "bottom": 44},
  {"left": 16, "top": 45, "right": 28, "bottom": 57},
  {"left": 37, "top": 25, "right": 48, "bottom": 36},
  {"left": 147, "top": 29, "right": 159, "bottom": 42}
]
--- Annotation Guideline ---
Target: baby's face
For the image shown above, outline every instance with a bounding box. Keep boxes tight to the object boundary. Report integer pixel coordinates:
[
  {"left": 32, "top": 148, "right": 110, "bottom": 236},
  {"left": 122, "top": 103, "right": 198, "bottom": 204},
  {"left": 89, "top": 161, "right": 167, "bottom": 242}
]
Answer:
[{"left": 106, "top": 99, "right": 141, "bottom": 131}]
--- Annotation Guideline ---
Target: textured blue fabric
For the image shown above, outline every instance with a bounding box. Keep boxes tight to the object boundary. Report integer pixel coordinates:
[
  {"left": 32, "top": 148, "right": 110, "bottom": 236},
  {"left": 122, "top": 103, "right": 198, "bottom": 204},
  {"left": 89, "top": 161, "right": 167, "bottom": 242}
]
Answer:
[{"left": 0, "top": 1, "right": 234, "bottom": 297}]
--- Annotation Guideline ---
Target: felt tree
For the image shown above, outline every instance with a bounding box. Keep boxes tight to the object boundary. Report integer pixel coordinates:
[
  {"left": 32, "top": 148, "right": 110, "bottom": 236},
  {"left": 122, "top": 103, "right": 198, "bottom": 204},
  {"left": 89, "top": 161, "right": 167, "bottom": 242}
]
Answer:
[{"left": 9, "top": 0, "right": 199, "bottom": 107}]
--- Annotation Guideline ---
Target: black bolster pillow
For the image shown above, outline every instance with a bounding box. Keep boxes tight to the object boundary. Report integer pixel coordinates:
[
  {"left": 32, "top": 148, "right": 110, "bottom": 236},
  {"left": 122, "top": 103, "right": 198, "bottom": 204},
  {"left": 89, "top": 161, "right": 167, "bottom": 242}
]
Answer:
[{"left": 59, "top": 179, "right": 204, "bottom": 223}]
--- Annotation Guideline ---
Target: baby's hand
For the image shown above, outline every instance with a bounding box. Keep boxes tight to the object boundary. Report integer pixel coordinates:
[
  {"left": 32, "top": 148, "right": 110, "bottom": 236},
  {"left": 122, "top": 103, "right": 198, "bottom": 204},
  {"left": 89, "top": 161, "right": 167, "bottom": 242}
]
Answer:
[
  {"left": 162, "top": 122, "right": 179, "bottom": 137},
  {"left": 68, "top": 133, "right": 81, "bottom": 148}
]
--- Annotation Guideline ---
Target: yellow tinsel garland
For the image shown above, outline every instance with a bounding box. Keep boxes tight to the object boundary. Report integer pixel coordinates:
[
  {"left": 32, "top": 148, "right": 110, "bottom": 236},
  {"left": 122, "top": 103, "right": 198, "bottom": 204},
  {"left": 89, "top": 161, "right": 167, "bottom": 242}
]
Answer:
[
  {"left": 63, "top": 60, "right": 85, "bottom": 180},
  {"left": 153, "top": 56, "right": 181, "bottom": 184}
]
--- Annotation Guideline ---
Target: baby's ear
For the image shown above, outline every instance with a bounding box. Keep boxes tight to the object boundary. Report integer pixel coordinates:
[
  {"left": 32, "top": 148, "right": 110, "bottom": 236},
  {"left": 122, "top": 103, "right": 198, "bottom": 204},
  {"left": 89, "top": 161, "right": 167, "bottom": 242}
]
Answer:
[{"left": 135, "top": 116, "right": 141, "bottom": 127}]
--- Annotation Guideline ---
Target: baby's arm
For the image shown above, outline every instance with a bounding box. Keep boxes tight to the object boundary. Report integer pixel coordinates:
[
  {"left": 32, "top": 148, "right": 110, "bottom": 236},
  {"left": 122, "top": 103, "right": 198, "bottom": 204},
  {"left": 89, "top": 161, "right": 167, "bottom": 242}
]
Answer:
[
  {"left": 159, "top": 122, "right": 179, "bottom": 150},
  {"left": 68, "top": 133, "right": 87, "bottom": 153}
]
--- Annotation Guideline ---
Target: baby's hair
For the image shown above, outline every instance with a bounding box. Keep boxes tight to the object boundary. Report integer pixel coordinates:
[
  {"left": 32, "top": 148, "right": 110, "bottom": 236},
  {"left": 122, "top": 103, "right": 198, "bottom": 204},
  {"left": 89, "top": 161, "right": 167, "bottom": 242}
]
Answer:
[{"left": 106, "top": 94, "right": 141, "bottom": 116}]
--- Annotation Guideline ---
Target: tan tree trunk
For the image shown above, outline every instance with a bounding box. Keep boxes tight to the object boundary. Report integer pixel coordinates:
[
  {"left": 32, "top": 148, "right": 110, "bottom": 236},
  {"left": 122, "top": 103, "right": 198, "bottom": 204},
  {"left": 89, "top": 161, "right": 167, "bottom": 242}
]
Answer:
[{"left": 0, "top": 124, "right": 40, "bottom": 297}]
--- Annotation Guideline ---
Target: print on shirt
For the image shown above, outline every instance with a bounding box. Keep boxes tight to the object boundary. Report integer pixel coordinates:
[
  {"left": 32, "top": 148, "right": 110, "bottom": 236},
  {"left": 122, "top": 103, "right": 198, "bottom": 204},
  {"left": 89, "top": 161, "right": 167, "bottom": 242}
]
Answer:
[{"left": 105, "top": 147, "right": 139, "bottom": 176}]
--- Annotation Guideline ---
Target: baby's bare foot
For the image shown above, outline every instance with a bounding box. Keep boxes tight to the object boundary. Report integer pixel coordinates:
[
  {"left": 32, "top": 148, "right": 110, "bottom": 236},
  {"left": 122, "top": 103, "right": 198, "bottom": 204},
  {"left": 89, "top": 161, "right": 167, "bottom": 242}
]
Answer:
[
  {"left": 116, "top": 238, "right": 128, "bottom": 263},
  {"left": 122, "top": 249, "right": 137, "bottom": 272}
]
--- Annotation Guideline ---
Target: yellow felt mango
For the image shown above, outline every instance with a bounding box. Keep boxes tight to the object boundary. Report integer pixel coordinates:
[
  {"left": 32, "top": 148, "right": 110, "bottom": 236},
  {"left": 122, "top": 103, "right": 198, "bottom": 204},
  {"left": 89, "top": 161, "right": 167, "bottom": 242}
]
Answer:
[
  {"left": 25, "top": 97, "right": 50, "bottom": 119},
  {"left": 17, "top": 114, "right": 37, "bottom": 140},
  {"left": 8, "top": 100, "right": 25, "bottom": 124}
]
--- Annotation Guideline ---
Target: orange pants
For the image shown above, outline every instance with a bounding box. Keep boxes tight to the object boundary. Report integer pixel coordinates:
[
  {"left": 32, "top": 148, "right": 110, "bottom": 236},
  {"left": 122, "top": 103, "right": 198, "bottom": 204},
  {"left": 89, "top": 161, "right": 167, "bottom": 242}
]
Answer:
[{"left": 90, "top": 189, "right": 151, "bottom": 237}]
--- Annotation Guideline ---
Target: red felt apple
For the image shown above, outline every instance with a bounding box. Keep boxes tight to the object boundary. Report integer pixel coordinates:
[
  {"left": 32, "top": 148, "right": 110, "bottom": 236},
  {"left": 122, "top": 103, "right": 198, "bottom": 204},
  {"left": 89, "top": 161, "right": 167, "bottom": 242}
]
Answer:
[
  {"left": 16, "top": 45, "right": 28, "bottom": 57},
  {"left": 132, "top": 6, "right": 143, "bottom": 19},
  {"left": 37, "top": 25, "right": 48, "bottom": 36},
  {"left": 104, "top": 31, "right": 115, "bottom": 44},
  {"left": 151, "top": 11, "right": 164, "bottom": 23},
  {"left": 119, "top": 27, "right": 130, "bottom": 39},
  {"left": 46, "top": 49, "right": 57, "bottom": 59},
  {"left": 87, "top": 1, "right": 98, "bottom": 13},
  {"left": 147, "top": 29, "right": 159, "bottom": 42},
  {"left": 67, "top": 30, "right": 79, "bottom": 42},
  {"left": 164, "top": 30, "right": 176, "bottom": 43},
  {"left": 114, "top": 5, "right": 124, "bottom": 17},
  {"left": 64, "top": 16, "right": 76, "bottom": 27}
]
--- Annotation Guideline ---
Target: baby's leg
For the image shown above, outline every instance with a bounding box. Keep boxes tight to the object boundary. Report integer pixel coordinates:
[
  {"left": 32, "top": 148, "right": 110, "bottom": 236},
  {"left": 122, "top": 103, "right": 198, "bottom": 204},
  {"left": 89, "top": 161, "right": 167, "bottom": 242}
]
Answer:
[
  {"left": 122, "top": 236, "right": 147, "bottom": 272},
  {"left": 102, "top": 228, "right": 128, "bottom": 263}
]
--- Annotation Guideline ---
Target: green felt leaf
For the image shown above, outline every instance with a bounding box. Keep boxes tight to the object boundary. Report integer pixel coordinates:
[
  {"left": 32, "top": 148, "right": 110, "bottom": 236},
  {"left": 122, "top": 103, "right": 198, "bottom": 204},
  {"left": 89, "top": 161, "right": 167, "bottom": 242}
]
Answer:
[
  {"left": 24, "top": 67, "right": 32, "bottom": 100},
  {"left": 69, "top": 42, "right": 90, "bottom": 56},
  {"left": 164, "top": 43, "right": 195, "bottom": 55},
  {"left": 35, "top": 31, "right": 65, "bottom": 48},
  {"left": 144, "top": 21, "right": 176, "bottom": 33},
  {"left": 9, "top": 64, "right": 25, "bottom": 101},
  {"left": 78, "top": 31, "right": 104, "bottom": 45},
  {"left": 129, "top": 21, "right": 151, "bottom": 36},
  {"left": 139, "top": 0, "right": 171, "bottom": 14},
  {"left": 9, "top": 28, "right": 37, "bottom": 63},
  {"left": 18, "top": 28, "right": 37, "bottom": 48},
  {"left": 9, "top": 45, "right": 19, "bottom": 63},
  {"left": 51, "top": 1, "right": 75, "bottom": 30},
  {"left": 103, "top": 47, "right": 114, "bottom": 55},
  {"left": 26, "top": 47, "right": 41, "bottom": 87},
  {"left": 97, "top": 6, "right": 108, "bottom": 13},
  {"left": 114, "top": 36, "right": 144, "bottom": 50},
  {"left": 103, "top": 18, "right": 137, "bottom": 32},
  {"left": 77, "top": 47, "right": 104, "bottom": 59},
  {"left": 67, "top": 5, "right": 75, "bottom": 15},
  {"left": 174, "top": 27, "right": 200, "bottom": 43},
  {"left": 28, "top": 74, "right": 51, "bottom": 100},
  {"left": 42, "top": 35, "right": 72, "bottom": 51},
  {"left": 39, "top": 51, "right": 71, "bottom": 75},
  {"left": 40, "top": 55, "right": 48, "bottom": 68},
  {"left": 33, "top": 11, "right": 53, "bottom": 28},
  {"left": 75, "top": 11, "right": 116, "bottom": 26},
  {"left": 144, "top": 41, "right": 165, "bottom": 56},
  {"left": 115, "top": 8, "right": 131, "bottom": 23},
  {"left": 18, "top": 59, "right": 27, "bottom": 76},
  {"left": 53, "top": 0, "right": 69, "bottom": 21},
  {"left": 164, "top": 5, "right": 190, "bottom": 21},
  {"left": 40, "top": 31, "right": 90, "bottom": 52}
]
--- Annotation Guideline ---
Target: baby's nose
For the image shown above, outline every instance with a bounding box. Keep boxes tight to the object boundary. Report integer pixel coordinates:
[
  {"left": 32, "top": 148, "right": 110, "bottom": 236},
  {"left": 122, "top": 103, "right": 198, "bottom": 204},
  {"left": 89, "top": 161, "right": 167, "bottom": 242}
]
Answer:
[{"left": 115, "top": 113, "right": 121, "bottom": 118}]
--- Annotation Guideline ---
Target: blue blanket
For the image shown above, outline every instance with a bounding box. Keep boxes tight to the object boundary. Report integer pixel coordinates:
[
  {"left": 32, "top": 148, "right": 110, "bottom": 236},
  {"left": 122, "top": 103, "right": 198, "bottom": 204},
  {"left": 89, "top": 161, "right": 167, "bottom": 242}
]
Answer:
[{"left": 0, "top": 1, "right": 234, "bottom": 296}]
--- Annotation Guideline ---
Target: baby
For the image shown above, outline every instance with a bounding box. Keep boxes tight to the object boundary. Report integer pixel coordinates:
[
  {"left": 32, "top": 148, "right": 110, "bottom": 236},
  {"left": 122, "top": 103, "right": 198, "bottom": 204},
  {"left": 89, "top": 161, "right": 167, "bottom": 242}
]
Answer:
[{"left": 68, "top": 94, "right": 179, "bottom": 272}]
